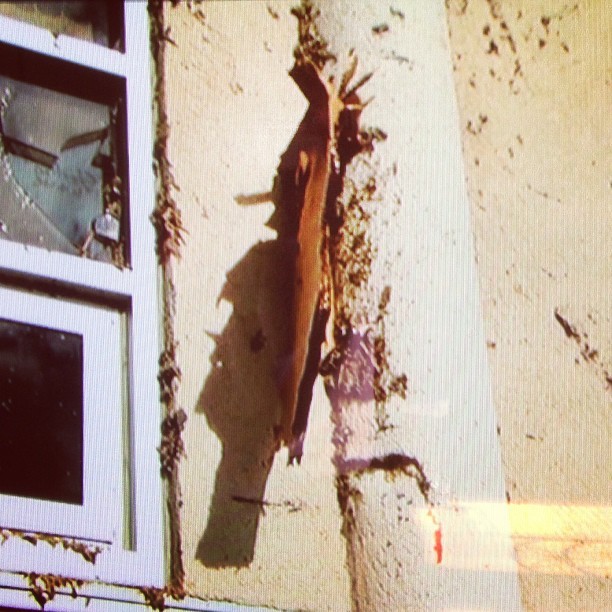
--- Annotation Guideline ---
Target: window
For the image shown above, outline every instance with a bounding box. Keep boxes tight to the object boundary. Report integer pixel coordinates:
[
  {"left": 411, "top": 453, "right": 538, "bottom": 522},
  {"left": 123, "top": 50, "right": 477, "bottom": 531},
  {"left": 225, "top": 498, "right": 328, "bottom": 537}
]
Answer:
[
  {"left": 0, "top": 286, "right": 122, "bottom": 543},
  {"left": 0, "top": 42, "right": 127, "bottom": 265},
  {"left": 0, "top": 2, "right": 163, "bottom": 587}
]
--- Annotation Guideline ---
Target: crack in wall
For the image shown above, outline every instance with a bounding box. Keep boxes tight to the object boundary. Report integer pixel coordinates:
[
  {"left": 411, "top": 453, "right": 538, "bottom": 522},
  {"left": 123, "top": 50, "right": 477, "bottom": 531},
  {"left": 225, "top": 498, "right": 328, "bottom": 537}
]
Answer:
[
  {"left": 336, "top": 451, "right": 444, "bottom": 599},
  {"left": 149, "top": 2, "right": 187, "bottom": 265},
  {"left": 284, "top": 0, "right": 407, "bottom": 463}
]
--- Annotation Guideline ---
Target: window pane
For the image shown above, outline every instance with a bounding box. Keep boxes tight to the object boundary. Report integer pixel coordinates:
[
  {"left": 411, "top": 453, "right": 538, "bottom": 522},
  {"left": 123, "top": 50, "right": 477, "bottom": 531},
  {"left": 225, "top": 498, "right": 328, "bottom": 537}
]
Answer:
[
  {"left": 0, "top": 318, "right": 83, "bottom": 505},
  {"left": 0, "top": 2, "right": 123, "bottom": 50},
  {"left": 0, "top": 74, "right": 125, "bottom": 264}
]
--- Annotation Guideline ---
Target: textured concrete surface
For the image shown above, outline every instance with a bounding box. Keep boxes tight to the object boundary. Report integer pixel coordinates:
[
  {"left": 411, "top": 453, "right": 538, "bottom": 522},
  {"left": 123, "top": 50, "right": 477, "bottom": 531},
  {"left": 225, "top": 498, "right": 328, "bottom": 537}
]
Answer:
[
  {"left": 156, "top": 0, "right": 611, "bottom": 609},
  {"left": 162, "top": 0, "right": 523, "bottom": 609},
  {"left": 447, "top": 1, "right": 612, "bottom": 609},
  {"left": 164, "top": 2, "right": 350, "bottom": 610},
  {"left": 313, "top": 1, "right": 520, "bottom": 609}
]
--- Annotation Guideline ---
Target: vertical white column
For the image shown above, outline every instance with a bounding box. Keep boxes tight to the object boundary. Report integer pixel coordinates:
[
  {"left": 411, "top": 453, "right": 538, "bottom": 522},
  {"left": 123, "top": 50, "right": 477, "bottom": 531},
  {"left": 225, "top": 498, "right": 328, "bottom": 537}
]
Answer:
[{"left": 315, "top": 1, "right": 523, "bottom": 608}]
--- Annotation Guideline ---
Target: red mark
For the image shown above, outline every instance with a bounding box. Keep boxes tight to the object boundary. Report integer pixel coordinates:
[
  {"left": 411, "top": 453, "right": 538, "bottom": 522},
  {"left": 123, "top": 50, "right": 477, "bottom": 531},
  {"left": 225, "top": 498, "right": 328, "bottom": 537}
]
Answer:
[{"left": 433, "top": 527, "right": 443, "bottom": 564}]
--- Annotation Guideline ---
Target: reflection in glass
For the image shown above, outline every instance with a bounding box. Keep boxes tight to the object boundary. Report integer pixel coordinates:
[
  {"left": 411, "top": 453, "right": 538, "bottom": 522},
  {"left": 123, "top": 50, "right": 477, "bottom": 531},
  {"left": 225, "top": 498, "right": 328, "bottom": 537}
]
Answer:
[
  {"left": 0, "top": 318, "right": 83, "bottom": 505},
  {"left": 0, "top": 2, "right": 123, "bottom": 50},
  {"left": 0, "top": 74, "right": 124, "bottom": 264}
]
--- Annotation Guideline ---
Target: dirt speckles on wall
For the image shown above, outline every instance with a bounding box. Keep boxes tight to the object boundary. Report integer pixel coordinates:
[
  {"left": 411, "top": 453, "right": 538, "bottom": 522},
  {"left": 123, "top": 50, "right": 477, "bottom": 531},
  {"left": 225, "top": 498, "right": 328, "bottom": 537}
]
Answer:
[{"left": 447, "top": 0, "right": 612, "bottom": 609}]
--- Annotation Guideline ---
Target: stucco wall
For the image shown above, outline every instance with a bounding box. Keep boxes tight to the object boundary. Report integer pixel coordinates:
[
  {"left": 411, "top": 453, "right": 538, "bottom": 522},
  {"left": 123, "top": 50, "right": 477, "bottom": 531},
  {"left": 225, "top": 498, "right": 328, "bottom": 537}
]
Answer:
[
  {"left": 158, "top": 0, "right": 609, "bottom": 610},
  {"left": 163, "top": 3, "right": 350, "bottom": 610},
  {"left": 447, "top": 1, "right": 611, "bottom": 610},
  {"left": 160, "top": 0, "right": 521, "bottom": 610}
]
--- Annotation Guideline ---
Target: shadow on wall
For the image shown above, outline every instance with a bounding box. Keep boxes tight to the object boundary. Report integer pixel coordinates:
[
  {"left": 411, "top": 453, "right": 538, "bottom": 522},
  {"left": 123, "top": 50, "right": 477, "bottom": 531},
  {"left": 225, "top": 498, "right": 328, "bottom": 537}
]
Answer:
[{"left": 194, "top": 114, "right": 310, "bottom": 567}]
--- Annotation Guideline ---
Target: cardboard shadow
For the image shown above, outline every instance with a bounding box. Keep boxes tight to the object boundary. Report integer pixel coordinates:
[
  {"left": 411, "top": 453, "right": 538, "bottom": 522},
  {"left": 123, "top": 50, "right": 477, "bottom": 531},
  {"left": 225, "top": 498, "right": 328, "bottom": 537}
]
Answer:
[
  {"left": 194, "top": 129, "right": 307, "bottom": 567},
  {"left": 194, "top": 234, "right": 291, "bottom": 567},
  {"left": 193, "top": 54, "right": 374, "bottom": 566}
]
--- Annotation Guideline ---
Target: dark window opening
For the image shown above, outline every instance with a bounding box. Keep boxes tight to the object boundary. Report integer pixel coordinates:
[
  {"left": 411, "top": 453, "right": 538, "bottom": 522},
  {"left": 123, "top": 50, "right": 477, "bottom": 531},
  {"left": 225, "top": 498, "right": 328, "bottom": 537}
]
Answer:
[{"left": 0, "top": 318, "right": 83, "bottom": 505}]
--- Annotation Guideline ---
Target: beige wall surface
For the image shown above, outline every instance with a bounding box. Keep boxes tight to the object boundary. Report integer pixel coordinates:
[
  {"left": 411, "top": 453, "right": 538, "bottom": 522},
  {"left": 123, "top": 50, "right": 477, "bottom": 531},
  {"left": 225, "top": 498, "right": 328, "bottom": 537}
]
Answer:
[
  {"left": 163, "top": 2, "right": 351, "bottom": 610},
  {"left": 162, "top": 0, "right": 519, "bottom": 608},
  {"left": 158, "top": 0, "right": 609, "bottom": 610},
  {"left": 447, "top": 1, "right": 611, "bottom": 610},
  {"left": 160, "top": 0, "right": 520, "bottom": 610}
]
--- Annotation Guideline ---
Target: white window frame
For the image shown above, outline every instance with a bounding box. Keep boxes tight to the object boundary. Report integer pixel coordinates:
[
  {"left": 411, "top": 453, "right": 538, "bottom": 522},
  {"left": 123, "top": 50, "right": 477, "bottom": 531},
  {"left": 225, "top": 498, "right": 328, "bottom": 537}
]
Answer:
[
  {"left": 0, "top": 286, "right": 123, "bottom": 543},
  {"left": 0, "top": 3, "right": 164, "bottom": 587}
]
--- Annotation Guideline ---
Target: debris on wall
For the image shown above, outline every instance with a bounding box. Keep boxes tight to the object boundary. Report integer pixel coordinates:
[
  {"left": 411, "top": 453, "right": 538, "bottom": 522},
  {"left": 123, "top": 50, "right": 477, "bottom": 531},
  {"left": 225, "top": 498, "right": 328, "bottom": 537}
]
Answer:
[
  {"left": 276, "top": 0, "right": 377, "bottom": 463},
  {"left": 277, "top": 0, "right": 407, "bottom": 467},
  {"left": 158, "top": 342, "right": 187, "bottom": 479},
  {"left": 159, "top": 404, "right": 188, "bottom": 480},
  {"left": 281, "top": 2, "right": 449, "bottom": 603}
]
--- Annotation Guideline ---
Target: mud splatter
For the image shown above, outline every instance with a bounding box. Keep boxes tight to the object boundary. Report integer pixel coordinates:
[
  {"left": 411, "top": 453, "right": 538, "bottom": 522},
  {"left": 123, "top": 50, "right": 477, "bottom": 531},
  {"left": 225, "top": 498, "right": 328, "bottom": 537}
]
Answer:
[
  {"left": 22, "top": 573, "right": 83, "bottom": 610},
  {"left": 149, "top": 1, "right": 187, "bottom": 264},
  {"left": 140, "top": 585, "right": 186, "bottom": 612},
  {"left": 0, "top": 529, "right": 102, "bottom": 564},
  {"left": 554, "top": 308, "right": 612, "bottom": 390},
  {"left": 148, "top": 0, "right": 186, "bottom": 590}
]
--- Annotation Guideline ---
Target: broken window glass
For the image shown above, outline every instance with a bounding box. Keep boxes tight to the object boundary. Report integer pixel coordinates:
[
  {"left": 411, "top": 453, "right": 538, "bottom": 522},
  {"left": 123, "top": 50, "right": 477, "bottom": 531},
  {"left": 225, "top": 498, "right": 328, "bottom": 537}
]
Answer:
[
  {"left": 0, "top": 318, "right": 83, "bottom": 505},
  {"left": 0, "top": 2, "right": 123, "bottom": 50},
  {"left": 0, "top": 74, "right": 125, "bottom": 264}
]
